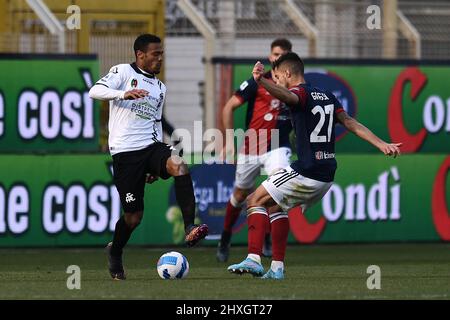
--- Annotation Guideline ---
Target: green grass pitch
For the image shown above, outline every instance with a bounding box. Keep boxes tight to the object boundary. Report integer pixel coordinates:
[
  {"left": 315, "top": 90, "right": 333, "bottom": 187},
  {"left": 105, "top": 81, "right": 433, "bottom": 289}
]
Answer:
[{"left": 0, "top": 244, "right": 449, "bottom": 299}]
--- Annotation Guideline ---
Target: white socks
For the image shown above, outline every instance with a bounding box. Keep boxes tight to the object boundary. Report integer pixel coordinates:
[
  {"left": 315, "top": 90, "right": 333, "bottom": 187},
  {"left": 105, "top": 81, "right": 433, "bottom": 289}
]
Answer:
[
  {"left": 246, "top": 255, "right": 284, "bottom": 272},
  {"left": 247, "top": 254, "right": 261, "bottom": 264},
  {"left": 271, "top": 260, "right": 284, "bottom": 272},
  {"left": 230, "top": 193, "right": 245, "bottom": 208}
]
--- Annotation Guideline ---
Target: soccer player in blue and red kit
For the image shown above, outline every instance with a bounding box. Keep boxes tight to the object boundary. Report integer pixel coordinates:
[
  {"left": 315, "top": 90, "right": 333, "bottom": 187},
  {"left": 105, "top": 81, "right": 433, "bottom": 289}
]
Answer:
[
  {"left": 228, "top": 52, "right": 402, "bottom": 279},
  {"left": 217, "top": 39, "right": 293, "bottom": 262}
]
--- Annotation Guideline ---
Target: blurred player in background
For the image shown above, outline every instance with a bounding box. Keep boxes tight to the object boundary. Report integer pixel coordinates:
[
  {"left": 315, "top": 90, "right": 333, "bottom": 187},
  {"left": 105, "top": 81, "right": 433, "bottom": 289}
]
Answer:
[
  {"left": 89, "top": 34, "right": 208, "bottom": 280},
  {"left": 228, "top": 52, "right": 402, "bottom": 279},
  {"left": 216, "top": 39, "right": 293, "bottom": 262}
]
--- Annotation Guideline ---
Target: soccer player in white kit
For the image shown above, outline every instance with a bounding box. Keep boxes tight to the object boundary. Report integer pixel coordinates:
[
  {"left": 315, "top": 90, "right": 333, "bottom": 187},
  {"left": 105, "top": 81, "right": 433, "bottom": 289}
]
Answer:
[{"left": 89, "top": 34, "right": 208, "bottom": 280}]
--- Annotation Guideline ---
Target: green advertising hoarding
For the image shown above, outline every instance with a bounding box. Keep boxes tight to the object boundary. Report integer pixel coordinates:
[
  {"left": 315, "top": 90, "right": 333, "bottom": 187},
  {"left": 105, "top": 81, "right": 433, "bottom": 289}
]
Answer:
[
  {"left": 291, "top": 155, "right": 450, "bottom": 244},
  {"left": 231, "top": 62, "right": 450, "bottom": 153},
  {"left": 0, "top": 154, "right": 169, "bottom": 246},
  {"left": 0, "top": 154, "right": 448, "bottom": 247},
  {"left": 0, "top": 55, "right": 100, "bottom": 152}
]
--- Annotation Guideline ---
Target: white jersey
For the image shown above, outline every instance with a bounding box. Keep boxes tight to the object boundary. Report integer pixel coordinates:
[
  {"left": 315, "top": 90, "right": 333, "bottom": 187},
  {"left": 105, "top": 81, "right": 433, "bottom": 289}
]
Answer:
[{"left": 94, "top": 63, "right": 166, "bottom": 155}]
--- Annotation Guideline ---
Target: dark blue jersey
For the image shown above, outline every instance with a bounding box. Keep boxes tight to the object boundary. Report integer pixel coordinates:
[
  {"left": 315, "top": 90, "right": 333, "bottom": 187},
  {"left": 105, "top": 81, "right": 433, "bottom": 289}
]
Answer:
[{"left": 288, "top": 83, "right": 344, "bottom": 182}]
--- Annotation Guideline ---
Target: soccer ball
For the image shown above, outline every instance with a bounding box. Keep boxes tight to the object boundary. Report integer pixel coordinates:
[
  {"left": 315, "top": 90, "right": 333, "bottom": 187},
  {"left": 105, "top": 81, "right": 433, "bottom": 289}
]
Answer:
[{"left": 157, "top": 251, "right": 189, "bottom": 279}]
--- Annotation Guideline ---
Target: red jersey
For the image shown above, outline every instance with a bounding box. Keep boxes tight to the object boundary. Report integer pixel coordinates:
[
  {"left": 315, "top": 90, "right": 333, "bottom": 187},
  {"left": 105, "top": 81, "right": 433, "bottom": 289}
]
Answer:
[{"left": 234, "top": 72, "right": 292, "bottom": 155}]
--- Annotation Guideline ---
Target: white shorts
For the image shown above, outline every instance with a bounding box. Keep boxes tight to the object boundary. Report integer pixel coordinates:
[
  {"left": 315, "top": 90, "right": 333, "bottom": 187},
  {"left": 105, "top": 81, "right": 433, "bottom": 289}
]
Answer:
[
  {"left": 234, "top": 147, "right": 292, "bottom": 190},
  {"left": 262, "top": 166, "right": 332, "bottom": 212}
]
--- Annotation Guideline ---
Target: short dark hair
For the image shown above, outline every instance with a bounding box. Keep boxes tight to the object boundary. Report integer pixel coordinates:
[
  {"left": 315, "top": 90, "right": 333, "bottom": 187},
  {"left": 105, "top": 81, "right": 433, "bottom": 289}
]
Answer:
[
  {"left": 271, "top": 38, "right": 292, "bottom": 52},
  {"left": 272, "top": 52, "right": 304, "bottom": 76},
  {"left": 134, "top": 34, "right": 161, "bottom": 56}
]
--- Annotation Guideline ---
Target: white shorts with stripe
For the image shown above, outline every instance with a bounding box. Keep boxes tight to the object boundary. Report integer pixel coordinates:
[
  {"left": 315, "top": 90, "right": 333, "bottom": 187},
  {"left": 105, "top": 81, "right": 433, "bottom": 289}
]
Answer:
[
  {"left": 262, "top": 166, "right": 332, "bottom": 212},
  {"left": 235, "top": 147, "right": 292, "bottom": 190}
]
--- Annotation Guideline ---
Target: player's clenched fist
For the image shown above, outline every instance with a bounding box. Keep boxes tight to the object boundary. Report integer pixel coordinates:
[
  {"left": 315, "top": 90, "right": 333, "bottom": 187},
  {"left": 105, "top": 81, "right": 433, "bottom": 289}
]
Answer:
[
  {"left": 252, "top": 61, "right": 265, "bottom": 81},
  {"left": 124, "top": 89, "right": 149, "bottom": 100}
]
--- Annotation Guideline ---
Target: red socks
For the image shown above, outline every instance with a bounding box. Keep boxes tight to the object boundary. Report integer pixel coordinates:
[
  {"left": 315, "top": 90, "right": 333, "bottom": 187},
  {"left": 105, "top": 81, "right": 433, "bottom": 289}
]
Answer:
[
  {"left": 269, "top": 212, "right": 289, "bottom": 261},
  {"left": 247, "top": 207, "right": 269, "bottom": 256},
  {"left": 223, "top": 200, "right": 243, "bottom": 233}
]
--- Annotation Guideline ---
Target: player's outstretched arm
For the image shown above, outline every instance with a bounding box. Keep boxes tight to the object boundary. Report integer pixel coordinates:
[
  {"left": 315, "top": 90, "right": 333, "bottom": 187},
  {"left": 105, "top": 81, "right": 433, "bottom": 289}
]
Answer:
[
  {"left": 337, "top": 111, "right": 402, "bottom": 157},
  {"left": 89, "top": 84, "right": 148, "bottom": 101},
  {"left": 89, "top": 65, "right": 149, "bottom": 101}
]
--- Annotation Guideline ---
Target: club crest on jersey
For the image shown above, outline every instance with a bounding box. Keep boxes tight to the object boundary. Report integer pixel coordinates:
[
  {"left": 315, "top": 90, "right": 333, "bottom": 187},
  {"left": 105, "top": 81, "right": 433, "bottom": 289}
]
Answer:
[
  {"left": 270, "top": 99, "right": 281, "bottom": 110},
  {"left": 131, "top": 78, "right": 138, "bottom": 88}
]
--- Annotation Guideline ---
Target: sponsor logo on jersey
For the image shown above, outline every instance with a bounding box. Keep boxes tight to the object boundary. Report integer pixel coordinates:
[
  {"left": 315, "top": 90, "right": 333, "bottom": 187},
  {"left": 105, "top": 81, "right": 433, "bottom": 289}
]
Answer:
[
  {"left": 156, "top": 92, "right": 164, "bottom": 109},
  {"left": 240, "top": 81, "right": 249, "bottom": 91},
  {"left": 315, "top": 151, "right": 335, "bottom": 160},
  {"left": 131, "top": 98, "right": 158, "bottom": 120},
  {"left": 263, "top": 113, "right": 274, "bottom": 121}
]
